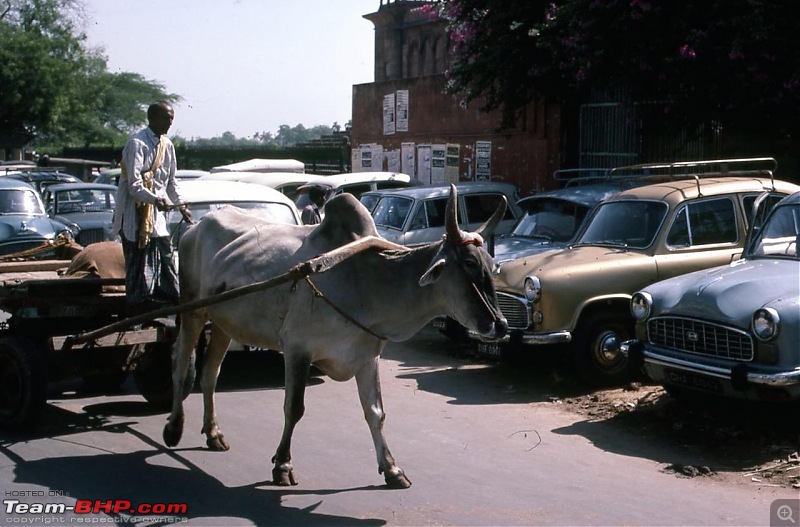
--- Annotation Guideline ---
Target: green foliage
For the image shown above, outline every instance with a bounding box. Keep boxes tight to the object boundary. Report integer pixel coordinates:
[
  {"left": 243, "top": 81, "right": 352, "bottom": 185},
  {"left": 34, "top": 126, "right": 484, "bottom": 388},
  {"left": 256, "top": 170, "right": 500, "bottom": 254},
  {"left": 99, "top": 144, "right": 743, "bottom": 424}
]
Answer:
[
  {"left": 178, "top": 123, "right": 340, "bottom": 148},
  {"left": 435, "top": 0, "right": 800, "bottom": 135},
  {"left": 1, "top": 0, "right": 179, "bottom": 148}
]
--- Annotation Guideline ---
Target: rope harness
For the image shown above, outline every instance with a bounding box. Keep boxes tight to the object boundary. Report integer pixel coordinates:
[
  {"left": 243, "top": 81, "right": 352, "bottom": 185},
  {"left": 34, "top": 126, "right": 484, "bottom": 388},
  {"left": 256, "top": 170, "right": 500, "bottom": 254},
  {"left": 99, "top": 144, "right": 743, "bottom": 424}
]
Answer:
[{"left": 295, "top": 276, "right": 387, "bottom": 342}]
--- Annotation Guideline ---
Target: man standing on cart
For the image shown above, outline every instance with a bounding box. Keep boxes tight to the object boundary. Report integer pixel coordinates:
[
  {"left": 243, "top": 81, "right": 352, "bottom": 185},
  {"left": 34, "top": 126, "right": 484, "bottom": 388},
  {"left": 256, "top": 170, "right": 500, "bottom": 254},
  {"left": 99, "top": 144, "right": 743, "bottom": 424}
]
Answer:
[{"left": 113, "top": 101, "right": 191, "bottom": 313}]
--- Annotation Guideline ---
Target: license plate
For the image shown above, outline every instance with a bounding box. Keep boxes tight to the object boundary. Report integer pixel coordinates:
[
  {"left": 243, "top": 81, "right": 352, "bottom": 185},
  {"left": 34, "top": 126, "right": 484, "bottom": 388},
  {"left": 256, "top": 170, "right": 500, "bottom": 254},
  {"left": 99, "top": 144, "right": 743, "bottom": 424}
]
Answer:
[
  {"left": 665, "top": 369, "right": 722, "bottom": 393},
  {"left": 477, "top": 342, "right": 503, "bottom": 357}
]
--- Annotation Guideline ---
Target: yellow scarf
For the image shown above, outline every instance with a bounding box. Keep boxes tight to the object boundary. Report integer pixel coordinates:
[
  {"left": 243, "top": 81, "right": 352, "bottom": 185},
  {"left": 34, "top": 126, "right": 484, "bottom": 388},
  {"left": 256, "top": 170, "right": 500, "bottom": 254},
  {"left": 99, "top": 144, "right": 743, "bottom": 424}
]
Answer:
[{"left": 121, "top": 135, "right": 168, "bottom": 248}]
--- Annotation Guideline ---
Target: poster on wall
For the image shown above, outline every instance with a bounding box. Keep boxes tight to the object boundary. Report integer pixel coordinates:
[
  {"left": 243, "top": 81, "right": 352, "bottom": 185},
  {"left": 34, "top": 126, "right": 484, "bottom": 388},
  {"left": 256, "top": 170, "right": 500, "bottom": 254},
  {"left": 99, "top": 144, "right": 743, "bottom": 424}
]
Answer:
[
  {"left": 475, "top": 140, "right": 492, "bottom": 180},
  {"left": 386, "top": 150, "right": 401, "bottom": 173},
  {"left": 431, "top": 144, "right": 446, "bottom": 184},
  {"left": 416, "top": 145, "right": 432, "bottom": 184},
  {"left": 396, "top": 90, "right": 409, "bottom": 132},
  {"left": 359, "top": 144, "right": 373, "bottom": 171},
  {"left": 383, "top": 93, "right": 395, "bottom": 136},
  {"left": 372, "top": 144, "right": 384, "bottom": 171},
  {"left": 445, "top": 143, "right": 460, "bottom": 183},
  {"left": 401, "top": 142, "right": 415, "bottom": 176}
]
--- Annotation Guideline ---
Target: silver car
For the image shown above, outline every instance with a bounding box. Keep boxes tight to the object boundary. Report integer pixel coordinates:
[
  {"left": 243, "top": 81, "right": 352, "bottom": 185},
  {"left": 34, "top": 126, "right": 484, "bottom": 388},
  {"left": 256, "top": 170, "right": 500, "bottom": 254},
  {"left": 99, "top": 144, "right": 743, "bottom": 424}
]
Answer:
[
  {"left": 626, "top": 191, "right": 800, "bottom": 401},
  {"left": 361, "top": 182, "right": 522, "bottom": 247}
]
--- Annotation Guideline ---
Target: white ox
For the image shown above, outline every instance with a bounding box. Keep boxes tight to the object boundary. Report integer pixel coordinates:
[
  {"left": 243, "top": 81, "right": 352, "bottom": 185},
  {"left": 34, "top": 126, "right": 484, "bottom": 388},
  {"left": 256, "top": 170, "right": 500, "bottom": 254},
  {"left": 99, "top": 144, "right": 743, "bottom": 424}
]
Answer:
[{"left": 164, "top": 184, "right": 508, "bottom": 488}]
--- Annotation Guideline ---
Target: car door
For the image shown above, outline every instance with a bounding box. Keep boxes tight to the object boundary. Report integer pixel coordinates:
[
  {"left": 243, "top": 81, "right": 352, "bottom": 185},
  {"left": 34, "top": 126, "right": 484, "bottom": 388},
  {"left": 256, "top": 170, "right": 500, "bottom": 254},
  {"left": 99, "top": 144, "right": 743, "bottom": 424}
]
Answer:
[
  {"left": 462, "top": 192, "right": 517, "bottom": 234},
  {"left": 654, "top": 196, "right": 745, "bottom": 280}
]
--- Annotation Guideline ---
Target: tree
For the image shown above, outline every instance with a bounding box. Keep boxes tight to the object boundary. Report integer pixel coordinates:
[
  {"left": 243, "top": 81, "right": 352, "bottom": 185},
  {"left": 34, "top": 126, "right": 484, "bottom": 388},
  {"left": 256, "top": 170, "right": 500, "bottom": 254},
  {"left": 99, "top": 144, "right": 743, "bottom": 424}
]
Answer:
[
  {"left": 1, "top": 0, "right": 179, "bottom": 148},
  {"left": 433, "top": 0, "right": 800, "bottom": 138}
]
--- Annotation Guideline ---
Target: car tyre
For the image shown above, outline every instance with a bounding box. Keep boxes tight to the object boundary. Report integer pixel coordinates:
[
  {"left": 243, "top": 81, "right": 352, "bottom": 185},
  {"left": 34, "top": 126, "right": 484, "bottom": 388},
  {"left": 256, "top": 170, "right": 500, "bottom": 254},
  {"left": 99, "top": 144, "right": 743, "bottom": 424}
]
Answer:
[
  {"left": 0, "top": 336, "right": 47, "bottom": 430},
  {"left": 571, "top": 311, "right": 637, "bottom": 386}
]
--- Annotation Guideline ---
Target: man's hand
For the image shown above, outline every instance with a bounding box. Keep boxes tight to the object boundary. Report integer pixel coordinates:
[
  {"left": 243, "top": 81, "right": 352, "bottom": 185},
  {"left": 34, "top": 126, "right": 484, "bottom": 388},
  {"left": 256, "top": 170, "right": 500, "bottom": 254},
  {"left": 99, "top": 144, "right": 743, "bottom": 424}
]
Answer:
[
  {"left": 155, "top": 197, "right": 169, "bottom": 211},
  {"left": 180, "top": 206, "right": 194, "bottom": 224}
]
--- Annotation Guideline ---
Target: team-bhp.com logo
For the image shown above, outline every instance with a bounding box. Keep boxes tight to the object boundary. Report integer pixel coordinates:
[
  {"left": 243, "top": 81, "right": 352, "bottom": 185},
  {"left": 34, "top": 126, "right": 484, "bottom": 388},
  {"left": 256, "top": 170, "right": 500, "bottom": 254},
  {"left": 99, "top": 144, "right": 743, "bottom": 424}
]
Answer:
[{"left": 4, "top": 498, "right": 188, "bottom": 523}]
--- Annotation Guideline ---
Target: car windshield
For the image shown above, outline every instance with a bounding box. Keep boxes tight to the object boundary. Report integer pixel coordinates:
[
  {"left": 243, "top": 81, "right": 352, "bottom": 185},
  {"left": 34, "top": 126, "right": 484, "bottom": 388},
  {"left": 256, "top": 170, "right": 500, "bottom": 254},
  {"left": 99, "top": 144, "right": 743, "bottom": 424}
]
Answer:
[
  {"left": 512, "top": 198, "right": 589, "bottom": 242},
  {"left": 577, "top": 200, "right": 667, "bottom": 249},
  {"left": 54, "top": 189, "right": 115, "bottom": 214},
  {"left": 372, "top": 196, "right": 414, "bottom": 230},
  {"left": 0, "top": 189, "right": 44, "bottom": 215},
  {"left": 749, "top": 204, "right": 800, "bottom": 260}
]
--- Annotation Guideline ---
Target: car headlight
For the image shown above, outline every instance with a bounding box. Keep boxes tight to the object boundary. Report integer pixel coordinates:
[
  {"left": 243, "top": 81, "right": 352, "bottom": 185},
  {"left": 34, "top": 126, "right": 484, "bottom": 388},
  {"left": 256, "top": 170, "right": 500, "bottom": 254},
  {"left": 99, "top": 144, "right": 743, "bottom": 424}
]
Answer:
[
  {"left": 630, "top": 291, "right": 653, "bottom": 321},
  {"left": 752, "top": 307, "right": 780, "bottom": 341},
  {"left": 523, "top": 276, "right": 541, "bottom": 302}
]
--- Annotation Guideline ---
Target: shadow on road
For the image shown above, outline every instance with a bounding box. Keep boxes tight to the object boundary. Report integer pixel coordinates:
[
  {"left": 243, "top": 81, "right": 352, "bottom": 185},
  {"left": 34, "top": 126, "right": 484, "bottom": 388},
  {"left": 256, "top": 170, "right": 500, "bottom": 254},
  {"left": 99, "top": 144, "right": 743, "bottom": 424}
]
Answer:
[
  {"left": 385, "top": 328, "right": 593, "bottom": 405},
  {"left": 2, "top": 424, "right": 386, "bottom": 526}
]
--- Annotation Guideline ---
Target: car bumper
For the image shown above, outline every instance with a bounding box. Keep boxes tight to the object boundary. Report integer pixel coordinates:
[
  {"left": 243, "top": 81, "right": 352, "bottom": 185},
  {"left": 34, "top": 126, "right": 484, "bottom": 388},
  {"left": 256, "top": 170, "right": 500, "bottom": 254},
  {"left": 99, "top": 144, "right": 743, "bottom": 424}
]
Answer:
[
  {"left": 622, "top": 340, "right": 800, "bottom": 398},
  {"left": 467, "top": 328, "right": 572, "bottom": 346}
]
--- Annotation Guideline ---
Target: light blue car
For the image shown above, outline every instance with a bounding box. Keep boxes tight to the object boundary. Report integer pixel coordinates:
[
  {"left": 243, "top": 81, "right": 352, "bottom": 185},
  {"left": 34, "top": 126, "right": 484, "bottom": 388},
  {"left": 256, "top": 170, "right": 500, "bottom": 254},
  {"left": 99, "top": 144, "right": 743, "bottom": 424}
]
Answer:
[{"left": 626, "top": 191, "right": 800, "bottom": 402}]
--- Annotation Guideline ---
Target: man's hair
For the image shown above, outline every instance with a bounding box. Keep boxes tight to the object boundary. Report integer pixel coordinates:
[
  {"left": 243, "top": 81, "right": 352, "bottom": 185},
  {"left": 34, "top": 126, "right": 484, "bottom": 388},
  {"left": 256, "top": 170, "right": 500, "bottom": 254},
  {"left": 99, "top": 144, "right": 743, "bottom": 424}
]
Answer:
[{"left": 147, "top": 101, "right": 172, "bottom": 121}]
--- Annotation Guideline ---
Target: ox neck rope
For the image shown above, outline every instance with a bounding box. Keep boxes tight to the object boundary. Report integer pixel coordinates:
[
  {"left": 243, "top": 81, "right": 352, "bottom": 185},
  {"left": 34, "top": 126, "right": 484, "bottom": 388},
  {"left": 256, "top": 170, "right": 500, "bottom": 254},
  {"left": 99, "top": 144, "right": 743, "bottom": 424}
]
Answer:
[{"left": 298, "top": 276, "right": 387, "bottom": 342}]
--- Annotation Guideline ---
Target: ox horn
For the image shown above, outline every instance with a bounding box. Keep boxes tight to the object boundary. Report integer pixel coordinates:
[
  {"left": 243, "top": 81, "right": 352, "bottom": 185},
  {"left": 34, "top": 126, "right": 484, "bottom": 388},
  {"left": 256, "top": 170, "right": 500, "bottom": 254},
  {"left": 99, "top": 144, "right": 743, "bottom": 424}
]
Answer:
[
  {"left": 445, "top": 183, "right": 463, "bottom": 243},
  {"left": 474, "top": 195, "right": 508, "bottom": 238}
]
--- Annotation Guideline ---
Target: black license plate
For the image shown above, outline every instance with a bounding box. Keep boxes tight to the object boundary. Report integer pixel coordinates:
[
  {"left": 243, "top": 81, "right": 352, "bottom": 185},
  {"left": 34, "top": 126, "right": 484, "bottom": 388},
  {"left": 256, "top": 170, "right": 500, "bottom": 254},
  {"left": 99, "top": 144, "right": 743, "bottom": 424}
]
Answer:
[
  {"left": 665, "top": 369, "right": 722, "bottom": 393},
  {"left": 477, "top": 342, "right": 503, "bottom": 357}
]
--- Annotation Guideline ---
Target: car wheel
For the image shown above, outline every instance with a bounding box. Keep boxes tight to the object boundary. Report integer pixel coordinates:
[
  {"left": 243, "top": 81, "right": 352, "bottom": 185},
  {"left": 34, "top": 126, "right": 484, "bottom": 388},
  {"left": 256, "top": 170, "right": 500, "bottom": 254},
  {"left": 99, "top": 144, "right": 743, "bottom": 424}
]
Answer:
[
  {"left": 571, "top": 311, "right": 636, "bottom": 386},
  {"left": 0, "top": 336, "right": 47, "bottom": 430},
  {"left": 133, "top": 343, "right": 195, "bottom": 410}
]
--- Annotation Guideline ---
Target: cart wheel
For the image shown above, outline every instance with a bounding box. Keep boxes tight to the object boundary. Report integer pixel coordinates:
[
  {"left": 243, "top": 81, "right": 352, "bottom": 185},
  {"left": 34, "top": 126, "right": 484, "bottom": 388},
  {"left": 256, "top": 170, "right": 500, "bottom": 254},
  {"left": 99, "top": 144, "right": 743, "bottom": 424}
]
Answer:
[
  {"left": 133, "top": 343, "right": 195, "bottom": 410},
  {"left": 81, "top": 371, "right": 129, "bottom": 393},
  {"left": 0, "top": 336, "right": 47, "bottom": 430}
]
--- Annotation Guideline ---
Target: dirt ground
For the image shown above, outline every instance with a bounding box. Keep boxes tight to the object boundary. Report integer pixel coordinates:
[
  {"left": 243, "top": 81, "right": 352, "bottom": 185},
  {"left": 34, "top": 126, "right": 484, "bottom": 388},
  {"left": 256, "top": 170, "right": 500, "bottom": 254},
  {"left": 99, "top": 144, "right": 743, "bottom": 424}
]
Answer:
[
  {"left": 556, "top": 381, "right": 800, "bottom": 489},
  {"left": 445, "top": 339, "right": 800, "bottom": 490}
]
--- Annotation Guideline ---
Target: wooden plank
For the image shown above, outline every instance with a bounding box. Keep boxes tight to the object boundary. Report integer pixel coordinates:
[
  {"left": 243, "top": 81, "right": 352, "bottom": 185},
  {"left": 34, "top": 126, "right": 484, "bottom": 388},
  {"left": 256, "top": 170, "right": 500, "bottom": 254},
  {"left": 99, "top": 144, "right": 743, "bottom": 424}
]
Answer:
[{"left": 51, "top": 327, "right": 166, "bottom": 350}]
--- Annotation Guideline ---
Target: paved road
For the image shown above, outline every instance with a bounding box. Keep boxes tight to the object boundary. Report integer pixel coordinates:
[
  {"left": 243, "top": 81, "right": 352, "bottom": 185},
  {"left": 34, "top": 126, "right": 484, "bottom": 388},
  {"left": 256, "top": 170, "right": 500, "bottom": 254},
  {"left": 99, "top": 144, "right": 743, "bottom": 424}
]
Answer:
[{"left": 1, "top": 328, "right": 797, "bottom": 526}]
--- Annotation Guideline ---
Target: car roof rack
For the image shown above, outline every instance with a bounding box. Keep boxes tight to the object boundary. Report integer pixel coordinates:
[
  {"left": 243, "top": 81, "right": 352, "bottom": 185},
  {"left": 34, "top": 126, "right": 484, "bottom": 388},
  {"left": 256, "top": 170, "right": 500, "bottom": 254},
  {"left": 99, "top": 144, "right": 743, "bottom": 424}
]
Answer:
[{"left": 608, "top": 157, "right": 777, "bottom": 178}]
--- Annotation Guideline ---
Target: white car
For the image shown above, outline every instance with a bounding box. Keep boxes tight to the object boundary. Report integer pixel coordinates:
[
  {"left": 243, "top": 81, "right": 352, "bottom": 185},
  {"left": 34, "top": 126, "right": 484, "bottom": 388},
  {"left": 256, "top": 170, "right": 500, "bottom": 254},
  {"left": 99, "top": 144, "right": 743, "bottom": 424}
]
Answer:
[
  {"left": 201, "top": 171, "right": 327, "bottom": 202},
  {"left": 167, "top": 180, "right": 301, "bottom": 247},
  {"left": 295, "top": 171, "right": 414, "bottom": 214}
]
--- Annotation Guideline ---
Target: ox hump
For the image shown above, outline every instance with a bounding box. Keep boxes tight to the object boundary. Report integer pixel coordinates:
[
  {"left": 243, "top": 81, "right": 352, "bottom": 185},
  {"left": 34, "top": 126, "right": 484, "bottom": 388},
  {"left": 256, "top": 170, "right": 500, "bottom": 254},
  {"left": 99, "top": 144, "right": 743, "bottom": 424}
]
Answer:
[{"left": 307, "top": 193, "right": 379, "bottom": 249}]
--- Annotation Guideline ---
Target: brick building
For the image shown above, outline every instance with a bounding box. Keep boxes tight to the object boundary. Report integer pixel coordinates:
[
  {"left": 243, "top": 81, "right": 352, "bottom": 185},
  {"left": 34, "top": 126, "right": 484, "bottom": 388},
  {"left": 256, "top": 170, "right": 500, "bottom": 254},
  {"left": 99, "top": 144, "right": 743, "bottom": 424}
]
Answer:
[{"left": 350, "top": 0, "right": 563, "bottom": 196}]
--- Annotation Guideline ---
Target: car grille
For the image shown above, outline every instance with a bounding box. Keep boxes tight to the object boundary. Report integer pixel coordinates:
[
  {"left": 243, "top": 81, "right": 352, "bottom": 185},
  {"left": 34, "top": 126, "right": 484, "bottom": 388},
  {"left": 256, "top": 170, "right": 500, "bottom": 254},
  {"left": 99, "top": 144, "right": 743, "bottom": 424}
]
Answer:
[
  {"left": 647, "top": 316, "right": 754, "bottom": 361},
  {"left": 77, "top": 229, "right": 105, "bottom": 246},
  {"left": 496, "top": 292, "right": 530, "bottom": 329}
]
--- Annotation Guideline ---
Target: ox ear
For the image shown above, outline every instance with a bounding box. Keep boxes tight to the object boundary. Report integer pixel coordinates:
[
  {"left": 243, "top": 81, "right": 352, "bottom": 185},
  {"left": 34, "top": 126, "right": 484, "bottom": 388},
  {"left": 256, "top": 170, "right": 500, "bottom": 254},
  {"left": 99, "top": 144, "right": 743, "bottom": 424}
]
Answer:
[
  {"left": 445, "top": 184, "right": 464, "bottom": 244},
  {"left": 418, "top": 258, "right": 446, "bottom": 287},
  {"left": 474, "top": 195, "right": 508, "bottom": 238}
]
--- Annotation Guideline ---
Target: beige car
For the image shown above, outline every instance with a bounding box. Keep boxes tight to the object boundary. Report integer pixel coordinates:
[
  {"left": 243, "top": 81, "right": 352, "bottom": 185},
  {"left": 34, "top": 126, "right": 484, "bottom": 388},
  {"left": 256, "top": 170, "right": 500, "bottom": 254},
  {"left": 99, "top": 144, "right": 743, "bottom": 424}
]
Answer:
[{"left": 475, "top": 158, "right": 800, "bottom": 385}]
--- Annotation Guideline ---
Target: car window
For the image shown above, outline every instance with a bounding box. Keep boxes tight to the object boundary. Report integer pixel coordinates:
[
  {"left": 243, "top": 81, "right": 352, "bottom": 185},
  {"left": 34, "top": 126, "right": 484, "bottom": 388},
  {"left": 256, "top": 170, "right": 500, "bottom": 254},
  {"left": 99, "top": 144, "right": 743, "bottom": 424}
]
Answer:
[
  {"left": 0, "top": 190, "right": 44, "bottom": 215},
  {"left": 667, "top": 198, "right": 737, "bottom": 247},
  {"left": 408, "top": 198, "right": 448, "bottom": 230},
  {"left": 359, "top": 194, "right": 381, "bottom": 213},
  {"left": 578, "top": 200, "right": 667, "bottom": 248},
  {"left": 373, "top": 196, "right": 413, "bottom": 230},
  {"left": 463, "top": 193, "right": 515, "bottom": 223},
  {"left": 513, "top": 198, "right": 589, "bottom": 242},
  {"left": 751, "top": 204, "right": 800, "bottom": 259},
  {"left": 743, "top": 193, "right": 786, "bottom": 228},
  {"left": 337, "top": 184, "right": 372, "bottom": 200},
  {"left": 55, "top": 189, "right": 115, "bottom": 214}
]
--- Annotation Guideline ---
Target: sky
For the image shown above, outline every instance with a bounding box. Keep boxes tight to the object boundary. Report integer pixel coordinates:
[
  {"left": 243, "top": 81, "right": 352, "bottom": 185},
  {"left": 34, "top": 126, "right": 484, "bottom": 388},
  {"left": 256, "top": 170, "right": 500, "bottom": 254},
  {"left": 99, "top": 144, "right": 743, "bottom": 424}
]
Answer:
[{"left": 81, "top": 0, "right": 379, "bottom": 139}]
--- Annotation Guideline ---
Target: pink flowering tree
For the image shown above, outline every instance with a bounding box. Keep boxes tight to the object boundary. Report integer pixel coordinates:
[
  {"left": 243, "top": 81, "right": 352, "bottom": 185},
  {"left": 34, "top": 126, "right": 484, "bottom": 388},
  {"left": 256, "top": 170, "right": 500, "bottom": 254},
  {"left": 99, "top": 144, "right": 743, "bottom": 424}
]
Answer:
[{"left": 432, "top": 0, "right": 800, "bottom": 140}]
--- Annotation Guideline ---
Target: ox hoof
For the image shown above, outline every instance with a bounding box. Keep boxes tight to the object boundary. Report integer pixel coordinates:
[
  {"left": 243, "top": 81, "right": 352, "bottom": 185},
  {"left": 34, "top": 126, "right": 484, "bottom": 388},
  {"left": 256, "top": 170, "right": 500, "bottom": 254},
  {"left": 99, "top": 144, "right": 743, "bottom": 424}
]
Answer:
[
  {"left": 162, "top": 424, "right": 183, "bottom": 448},
  {"left": 385, "top": 471, "right": 412, "bottom": 489},
  {"left": 272, "top": 465, "right": 298, "bottom": 486},
  {"left": 206, "top": 434, "right": 230, "bottom": 452}
]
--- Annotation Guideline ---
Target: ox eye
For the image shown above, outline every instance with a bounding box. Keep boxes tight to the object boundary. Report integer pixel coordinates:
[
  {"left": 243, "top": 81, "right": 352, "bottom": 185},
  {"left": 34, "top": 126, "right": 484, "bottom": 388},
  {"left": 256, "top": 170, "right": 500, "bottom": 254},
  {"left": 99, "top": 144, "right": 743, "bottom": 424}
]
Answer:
[{"left": 463, "top": 257, "right": 479, "bottom": 271}]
